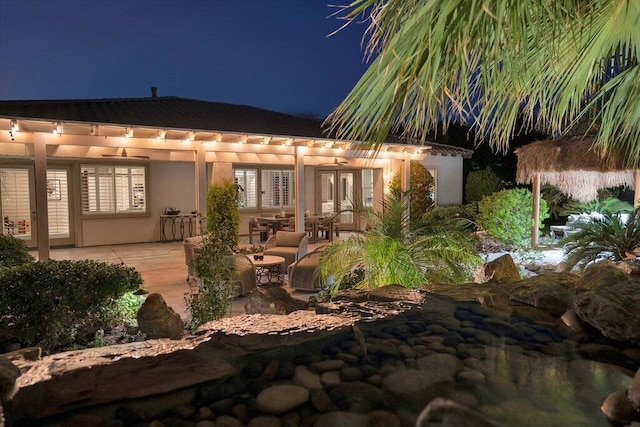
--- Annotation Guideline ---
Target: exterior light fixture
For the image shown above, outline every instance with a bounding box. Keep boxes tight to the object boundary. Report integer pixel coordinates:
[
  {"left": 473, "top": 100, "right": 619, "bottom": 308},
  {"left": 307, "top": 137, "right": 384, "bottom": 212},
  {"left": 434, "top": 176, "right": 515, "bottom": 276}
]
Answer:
[
  {"left": 126, "top": 127, "right": 134, "bottom": 138},
  {"left": 187, "top": 131, "right": 196, "bottom": 141},
  {"left": 53, "top": 122, "right": 62, "bottom": 134},
  {"left": 214, "top": 133, "right": 222, "bottom": 143},
  {"left": 90, "top": 124, "right": 97, "bottom": 135},
  {"left": 157, "top": 129, "right": 166, "bottom": 140},
  {"left": 262, "top": 136, "right": 271, "bottom": 145},
  {"left": 285, "top": 138, "right": 294, "bottom": 146},
  {"left": 323, "top": 141, "right": 333, "bottom": 149},
  {"left": 10, "top": 119, "right": 18, "bottom": 132},
  {"left": 240, "top": 134, "right": 248, "bottom": 144}
]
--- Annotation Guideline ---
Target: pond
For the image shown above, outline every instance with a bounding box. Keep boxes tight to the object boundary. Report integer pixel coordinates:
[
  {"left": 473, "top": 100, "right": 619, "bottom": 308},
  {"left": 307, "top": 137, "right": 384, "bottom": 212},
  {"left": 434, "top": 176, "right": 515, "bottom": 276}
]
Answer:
[{"left": 34, "top": 296, "right": 632, "bottom": 427}]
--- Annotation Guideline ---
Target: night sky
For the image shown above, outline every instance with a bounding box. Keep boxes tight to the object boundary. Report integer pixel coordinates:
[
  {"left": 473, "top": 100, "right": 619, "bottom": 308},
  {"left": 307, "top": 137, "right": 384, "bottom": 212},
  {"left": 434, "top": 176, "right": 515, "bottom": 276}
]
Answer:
[{"left": 0, "top": 0, "right": 370, "bottom": 119}]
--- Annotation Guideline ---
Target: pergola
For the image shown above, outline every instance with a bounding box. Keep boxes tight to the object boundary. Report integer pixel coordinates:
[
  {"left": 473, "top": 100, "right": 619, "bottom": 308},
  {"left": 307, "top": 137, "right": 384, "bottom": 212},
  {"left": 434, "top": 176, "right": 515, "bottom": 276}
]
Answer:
[{"left": 515, "top": 134, "right": 640, "bottom": 246}]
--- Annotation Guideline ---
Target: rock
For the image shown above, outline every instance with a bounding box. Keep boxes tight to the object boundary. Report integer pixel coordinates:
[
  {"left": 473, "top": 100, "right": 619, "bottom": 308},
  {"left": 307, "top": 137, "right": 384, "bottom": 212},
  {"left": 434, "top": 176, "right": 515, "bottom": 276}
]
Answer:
[
  {"left": 483, "top": 254, "right": 521, "bottom": 282},
  {"left": 369, "top": 410, "right": 401, "bottom": 427},
  {"left": 601, "top": 391, "right": 635, "bottom": 425},
  {"left": 505, "top": 272, "right": 579, "bottom": 317},
  {"left": 255, "top": 384, "right": 309, "bottom": 414},
  {"left": 247, "top": 415, "right": 281, "bottom": 427},
  {"left": 368, "top": 285, "right": 424, "bottom": 304},
  {"left": 309, "top": 359, "right": 346, "bottom": 373},
  {"left": 578, "top": 261, "right": 630, "bottom": 292},
  {"left": 415, "top": 397, "right": 497, "bottom": 426},
  {"left": 243, "top": 287, "right": 308, "bottom": 315},
  {"left": 574, "top": 277, "right": 640, "bottom": 343},
  {"left": 481, "top": 318, "right": 524, "bottom": 340},
  {"left": 416, "top": 353, "right": 464, "bottom": 378},
  {"left": 558, "top": 309, "right": 584, "bottom": 335},
  {"left": 136, "top": 293, "right": 184, "bottom": 340},
  {"left": 293, "top": 365, "right": 321, "bottom": 389},
  {"left": 329, "top": 382, "right": 385, "bottom": 413},
  {"left": 383, "top": 369, "right": 454, "bottom": 410},
  {"left": 627, "top": 368, "right": 640, "bottom": 409},
  {"left": 313, "top": 411, "right": 369, "bottom": 427},
  {"left": 320, "top": 371, "right": 341, "bottom": 386},
  {"left": 309, "top": 388, "right": 335, "bottom": 412},
  {"left": 0, "top": 356, "right": 19, "bottom": 401}
]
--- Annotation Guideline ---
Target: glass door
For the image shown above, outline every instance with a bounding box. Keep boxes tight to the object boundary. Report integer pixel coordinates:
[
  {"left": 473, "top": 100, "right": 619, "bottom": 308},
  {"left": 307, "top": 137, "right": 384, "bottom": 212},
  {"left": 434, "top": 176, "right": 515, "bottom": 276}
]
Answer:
[
  {"left": 1, "top": 167, "right": 36, "bottom": 247},
  {"left": 318, "top": 170, "right": 356, "bottom": 230},
  {"left": 0, "top": 167, "right": 73, "bottom": 247}
]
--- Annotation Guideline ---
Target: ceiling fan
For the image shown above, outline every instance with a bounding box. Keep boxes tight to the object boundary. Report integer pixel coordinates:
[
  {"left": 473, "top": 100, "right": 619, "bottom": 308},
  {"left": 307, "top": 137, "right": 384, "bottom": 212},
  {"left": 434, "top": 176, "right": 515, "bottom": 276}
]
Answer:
[
  {"left": 319, "top": 157, "right": 349, "bottom": 167},
  {"left": 101, "top": 147, "right": 150, "bottom": 159}
]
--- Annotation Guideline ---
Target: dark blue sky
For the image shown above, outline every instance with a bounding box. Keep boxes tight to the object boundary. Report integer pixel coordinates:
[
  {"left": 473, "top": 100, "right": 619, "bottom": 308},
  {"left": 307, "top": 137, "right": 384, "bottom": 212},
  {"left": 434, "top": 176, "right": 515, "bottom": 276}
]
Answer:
[{"left": 0, "top": 0, "right": 370, "bottom": 119}]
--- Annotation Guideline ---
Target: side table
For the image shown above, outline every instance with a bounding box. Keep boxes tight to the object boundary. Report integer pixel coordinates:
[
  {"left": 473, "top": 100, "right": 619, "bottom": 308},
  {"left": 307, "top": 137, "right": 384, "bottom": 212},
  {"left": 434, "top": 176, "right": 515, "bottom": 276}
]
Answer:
[{"left": 251, "top": 254, "right": 285, "bottom": 285}]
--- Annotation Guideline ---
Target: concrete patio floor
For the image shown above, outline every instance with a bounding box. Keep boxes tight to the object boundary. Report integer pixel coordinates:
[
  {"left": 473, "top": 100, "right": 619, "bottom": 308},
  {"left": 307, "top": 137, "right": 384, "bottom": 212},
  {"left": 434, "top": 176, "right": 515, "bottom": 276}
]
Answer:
[{"left": 33, "top": 239, "right": 326, "bottom": 321}]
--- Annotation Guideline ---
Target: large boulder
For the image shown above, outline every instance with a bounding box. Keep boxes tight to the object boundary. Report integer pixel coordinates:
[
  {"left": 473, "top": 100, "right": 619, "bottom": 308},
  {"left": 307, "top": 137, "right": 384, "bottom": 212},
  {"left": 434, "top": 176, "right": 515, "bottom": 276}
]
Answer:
[
  {"left": 503, "top": 272, "right": 580, "bottom": 317},
  {"left": 574, "top": 274, "right": 640, "bottom": 343},
  {"left": 483, "top": 254, "right": 521, "bottom": 282},
  {"left": 136, "top": 293, "right": 184, "bottom": 340},
  {"left": 577, "top": 261, "right": 630, "bottom": 292}
]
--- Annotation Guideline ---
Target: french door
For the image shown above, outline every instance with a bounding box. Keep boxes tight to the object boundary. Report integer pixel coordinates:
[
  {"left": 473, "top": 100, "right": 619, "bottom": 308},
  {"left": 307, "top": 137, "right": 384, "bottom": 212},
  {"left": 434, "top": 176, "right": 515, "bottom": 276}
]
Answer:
[
  {"left": 0, "top": 166, "right": 73, "bottom": 247},
  {"left": 317, "top": 170, "right": 357, "bottom": 231}
]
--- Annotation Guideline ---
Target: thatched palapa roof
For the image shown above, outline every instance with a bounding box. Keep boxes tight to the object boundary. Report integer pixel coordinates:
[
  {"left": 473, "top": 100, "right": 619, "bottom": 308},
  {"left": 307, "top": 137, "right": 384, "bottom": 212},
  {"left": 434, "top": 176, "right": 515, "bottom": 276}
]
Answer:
[{"left": 515, "top": 134, "right": 637, "bottom": 202}]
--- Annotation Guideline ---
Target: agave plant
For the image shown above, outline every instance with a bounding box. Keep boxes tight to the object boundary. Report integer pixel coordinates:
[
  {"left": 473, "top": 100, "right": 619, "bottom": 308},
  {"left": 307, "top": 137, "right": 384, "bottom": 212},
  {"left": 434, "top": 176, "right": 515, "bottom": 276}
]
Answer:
[
  {"left": 563, "top": 209, "right": 640, "bottom": 271},
  {"left": 319, "top": 192, "right": 481, "bottom": 296}
]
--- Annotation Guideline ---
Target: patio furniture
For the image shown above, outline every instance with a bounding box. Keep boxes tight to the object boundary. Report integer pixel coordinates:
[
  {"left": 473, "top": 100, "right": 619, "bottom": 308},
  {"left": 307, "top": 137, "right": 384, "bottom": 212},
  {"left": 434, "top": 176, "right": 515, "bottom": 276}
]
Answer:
[
  {"left": 281, "top": 216, "right": 296, "bottom": 232},
  {"left": 287, "top": 245, "right": 330, "bottom": 290},
  {"left": 304, "top": 216, "right": 319, "bottom": 243},
  {"left": 249, "top": 217, "right": 269, "bottom": 243},
  {"left": 183, "top": 235, "right": 257, "bottom": 296},
  {"left": 316, "top": 217, "right": 336, "bottom": 242},
  {"left": 251, "top": 254, "right": 286, "bottom": 285},
  {"left": 263, "top": 230, "right": 308, "bottom": 267}
]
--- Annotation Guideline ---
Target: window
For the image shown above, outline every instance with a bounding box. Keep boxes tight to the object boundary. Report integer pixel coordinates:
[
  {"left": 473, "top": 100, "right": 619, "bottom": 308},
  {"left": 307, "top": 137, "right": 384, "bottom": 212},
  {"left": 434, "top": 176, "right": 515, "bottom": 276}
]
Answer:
[
  {"left": 81, "top": 165, "right": 147, "bottom": 214},
  {"left": 234, "top": 167, "right": 294, "bottom": 209}
]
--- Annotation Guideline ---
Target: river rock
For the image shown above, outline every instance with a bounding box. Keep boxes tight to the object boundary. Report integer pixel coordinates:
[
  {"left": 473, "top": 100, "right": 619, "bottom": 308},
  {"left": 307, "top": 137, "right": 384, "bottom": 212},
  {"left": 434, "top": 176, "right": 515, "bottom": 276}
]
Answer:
[
  {"left": 293, "top": 365, "right": 321, "bottom": 389},
  {"left": 415, "top": 397, "right": 497, "bottom": 427},
  {"left": 417, "top": 353, "right": 464, "bottom": 378},
  {"left": 383, "top": 369, "right": 454, "bottom": 410},
  {"left": 0, "top": 356, "right": 19, "bottom": 401},
  {"left": 136, "top": 293, "right": 184, "bottom": 340},
  {"left": 255, "top": 384, "right": 309, "bottom": 414},
  {"left": 313, "top": 411, "right": 369, "bottom": 427},
  {"left": 574, "top": 277, "right": 640, "bottom": 343},
  {"left": 627, "top": 368, "right": 640, "bottom": 409},
  {"left": 601, "top": 391, "right": 636, "bottom": 425},
  {"left": 329, "top": 382, "right": 385, "bottom": 413},
  {"left": 577, "top": 261, "right": 630, "bottom": 292}
]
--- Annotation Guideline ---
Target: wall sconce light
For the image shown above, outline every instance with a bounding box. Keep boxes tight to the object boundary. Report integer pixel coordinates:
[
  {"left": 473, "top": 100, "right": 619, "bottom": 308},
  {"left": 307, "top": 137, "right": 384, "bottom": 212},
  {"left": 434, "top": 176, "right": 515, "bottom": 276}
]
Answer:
[
  {"left": 285, "top": 138, "right": 294, "bottom": 146},
  {"left": 214, "top": 133, "right": 222, "bottom": 143},
  {"left": 10, "top": 119, "right": 18, "bottom": 132},
  {"left": 240, "top": 134, "right": 248, "bottom": 144},
  {"left": 126, "top": 127, "right": 134, "bottom": 138},
  {"left": 323, "top": 141, "right": 333, "bottom": 149},
  {"left": 157, "top": 129, "right": 166, "bottom": 140},
  {"left": 187, "top": 131, "right": 196, "bottom": 141},
  {"left": 53, "top": 122, "right": 62, "bottom": 134},
  {"left": 262, "top": 136, "right": 271, "bottom": 145}
]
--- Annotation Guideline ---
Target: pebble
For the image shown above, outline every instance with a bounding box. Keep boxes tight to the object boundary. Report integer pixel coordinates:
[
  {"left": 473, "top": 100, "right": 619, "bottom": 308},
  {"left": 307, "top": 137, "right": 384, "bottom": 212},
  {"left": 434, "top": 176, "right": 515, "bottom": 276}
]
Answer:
[{"left": 256, "top": 384, "right": 309, "bottom": 414}]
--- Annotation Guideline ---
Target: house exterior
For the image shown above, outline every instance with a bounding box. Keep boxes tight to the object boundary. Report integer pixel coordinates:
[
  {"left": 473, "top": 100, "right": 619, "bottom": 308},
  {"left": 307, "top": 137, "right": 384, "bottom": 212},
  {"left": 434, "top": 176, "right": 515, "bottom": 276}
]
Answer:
[{"left": 0, "top": 93, "right": 472, "bottom": 260}]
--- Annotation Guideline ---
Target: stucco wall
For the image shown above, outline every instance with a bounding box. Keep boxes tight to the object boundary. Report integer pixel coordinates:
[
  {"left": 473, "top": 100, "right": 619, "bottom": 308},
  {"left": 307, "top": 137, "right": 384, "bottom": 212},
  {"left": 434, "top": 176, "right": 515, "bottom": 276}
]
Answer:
[
  {"left": 420, "top": 154, "right": 464, "bottom": 205},
  {"left": 80, "top": 161, "right": 196, "bottom": 246}
]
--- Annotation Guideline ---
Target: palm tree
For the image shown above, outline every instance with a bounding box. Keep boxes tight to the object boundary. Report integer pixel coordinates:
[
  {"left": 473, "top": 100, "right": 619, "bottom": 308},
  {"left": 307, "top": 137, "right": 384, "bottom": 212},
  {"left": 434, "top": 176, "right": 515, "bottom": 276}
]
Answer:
[
  {"left": 327, "top": 1, "right": 640, "bottom": 164},
  {"left": 319, "top": 192, "right": 480, "bottom": 296}
]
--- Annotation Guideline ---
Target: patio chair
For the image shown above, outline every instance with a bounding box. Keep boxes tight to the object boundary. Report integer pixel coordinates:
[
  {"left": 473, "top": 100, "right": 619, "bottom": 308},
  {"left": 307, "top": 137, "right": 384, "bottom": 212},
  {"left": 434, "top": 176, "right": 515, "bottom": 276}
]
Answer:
[
  {"left": 281, "top": 216, "right": 296, "bottom": 232},
  {"left": 183, "top": 235, "right": 257, "bottom": 296},
  {"left": 287, "top": 245, "right": 331, "bottom": 290},
  {"left": 263, "top": 230, "right": 308, "bottom": 267},
  {"left": 304, "top": 216, "right": 319, "bottom": 243},
  {"left": 249, "top": 216, "right": 269, "bottom": 244}
]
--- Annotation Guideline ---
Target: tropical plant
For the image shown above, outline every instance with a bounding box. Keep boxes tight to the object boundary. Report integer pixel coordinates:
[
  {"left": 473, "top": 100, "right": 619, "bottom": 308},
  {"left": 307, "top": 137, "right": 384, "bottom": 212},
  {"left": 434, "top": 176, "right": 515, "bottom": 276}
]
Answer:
[
  {"left": 561, "top": 196, "right": 633, "bottom": 217},
  {"left": 206, "top": 178, "right": 240, "bottom": 249},
  {"left": 563, "top": 209, "right": 640, "bottom": 271},
  {"left": 319, "top": 192, "right": 480, "bottom": 296},
  {"left": 389, "top": 162, "right": 435, "bottom": 216},
  {"left": 477, "top": 188, "right": 549, "bottom": 248},
  {"left": 0, "top": 234, "right": 34, "bottom": 269},
  {"left": 541, "top": 184, "right": 571, "bottom": 220},
  {"left": 465, "top": 167, "right": 503, "bottom": 203},
  {"left": 328, "top": 1, "right": 640, "bottom": 166}
]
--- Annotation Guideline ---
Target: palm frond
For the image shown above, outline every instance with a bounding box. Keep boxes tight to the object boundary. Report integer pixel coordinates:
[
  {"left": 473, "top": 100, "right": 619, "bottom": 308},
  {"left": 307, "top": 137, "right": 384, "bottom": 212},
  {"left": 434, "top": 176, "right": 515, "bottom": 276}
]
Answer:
[{"left": 327, "top": 0, "right": 640, "bottom": 165}]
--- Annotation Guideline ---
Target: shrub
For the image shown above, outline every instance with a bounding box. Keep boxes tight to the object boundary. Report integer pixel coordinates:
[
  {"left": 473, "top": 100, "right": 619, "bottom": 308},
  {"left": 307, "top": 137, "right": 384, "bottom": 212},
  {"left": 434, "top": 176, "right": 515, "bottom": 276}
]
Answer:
[
  {"left": 465, "top": 167, "right": 503, "bottom": 203},
  {"left": 426, "top": 203, "right": 479, "bottom": 230},
  {"left": 563, "top": 209, "right": 640, "bottom": 271},
  {"left": 477, "top": 188, "right": 549, "bottom": 248},
  {"left": 0, "top": 259, "right": 143, "bottom": 352},
  {"left": 185, "top": 234, "right": 235, "bottom": 330},
  {"left": 206, "top": 178, "right": 240, "bottom": 249},
  {"left": 0, "top": 234, "right": 34, "bottom": 269},
  {"left": 562, "top": 196, "right": 634, "bottom": 217},
  {"left": 389, "top": 162, "right": 435, "bottom": 216}
]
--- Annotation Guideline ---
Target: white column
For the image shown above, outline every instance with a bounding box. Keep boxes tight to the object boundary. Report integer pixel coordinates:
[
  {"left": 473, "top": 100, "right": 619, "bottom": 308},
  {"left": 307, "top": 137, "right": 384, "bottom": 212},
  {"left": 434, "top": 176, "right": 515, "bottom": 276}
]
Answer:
[
  {"left": 294, "top": 146, "right": 305, "bottom": 232},
  {"left": 195, "top": 144, "right": 207, "bottom": 233},
  {"left": 34, "top": 134, "right": 50, "bottom": 261}
]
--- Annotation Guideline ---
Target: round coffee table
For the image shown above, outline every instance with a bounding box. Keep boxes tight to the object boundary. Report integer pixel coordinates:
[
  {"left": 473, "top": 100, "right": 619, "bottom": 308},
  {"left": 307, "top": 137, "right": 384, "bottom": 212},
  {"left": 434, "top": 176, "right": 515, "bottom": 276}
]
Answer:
[{"left": 251, "top": 254, "right": 285, "bottom": 285}]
